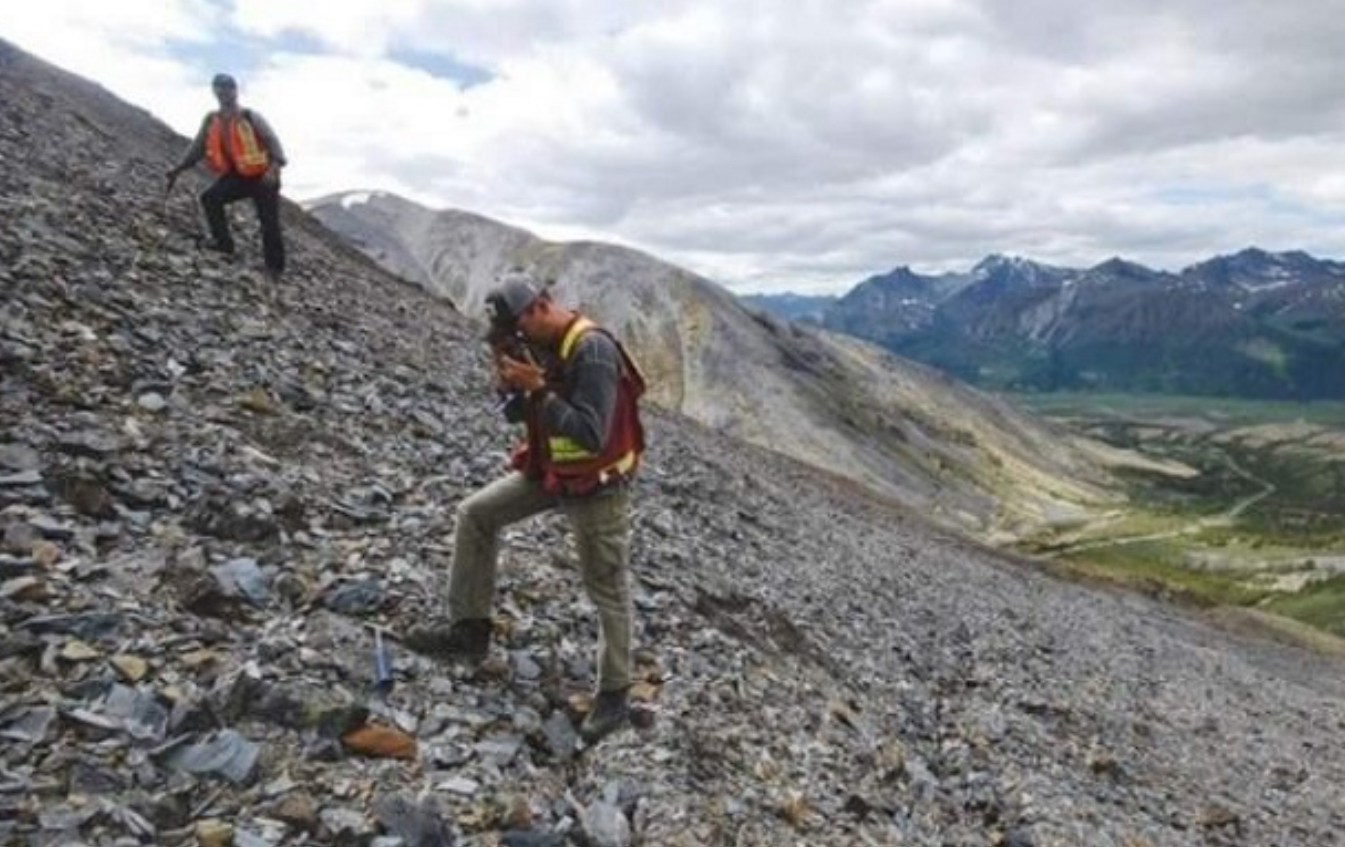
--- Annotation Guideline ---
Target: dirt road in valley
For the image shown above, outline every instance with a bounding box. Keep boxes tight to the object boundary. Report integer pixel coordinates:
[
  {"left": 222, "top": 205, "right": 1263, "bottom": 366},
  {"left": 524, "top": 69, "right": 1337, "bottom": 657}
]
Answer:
[{"left": 1046, "top": 451, "right": 1276, "bottom": 557}]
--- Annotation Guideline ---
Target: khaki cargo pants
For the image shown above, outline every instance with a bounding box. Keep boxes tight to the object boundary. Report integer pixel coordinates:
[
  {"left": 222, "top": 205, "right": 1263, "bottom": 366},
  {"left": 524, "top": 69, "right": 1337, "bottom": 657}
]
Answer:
[{"left": 448, "top": 471, "right": 633, "bottom": 692}]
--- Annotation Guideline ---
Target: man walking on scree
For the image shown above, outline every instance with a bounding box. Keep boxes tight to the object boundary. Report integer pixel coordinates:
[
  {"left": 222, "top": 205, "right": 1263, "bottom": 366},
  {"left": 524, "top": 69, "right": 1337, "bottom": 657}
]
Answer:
[
  {"left": 166, "top": 73, "right": 287, "bottom": 277},
  {"left": 407, "top": 273, "right": 646, "bottom": 743}
]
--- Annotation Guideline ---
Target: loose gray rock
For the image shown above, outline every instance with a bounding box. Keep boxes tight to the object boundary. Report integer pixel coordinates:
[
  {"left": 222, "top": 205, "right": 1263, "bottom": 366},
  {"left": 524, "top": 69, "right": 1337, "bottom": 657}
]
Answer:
[
  {"left": 474, "top": 734, "right": 524, "bottom": 765},
  {"left": 98, "top": 684, "right": 170, "bottom": 742},
  {"left": 0, "top": 443, "right": 41, "bottom": 471},
  {"left": 0, "top": 470, "right": 42, "bottom": 487},
  {"left": 0, "top": 705, "right": 57, "bottom": 743},
  {"left": 209, "top": 557, "right": 271, "bottom": 606},
  {"left": 161, "top": 729, "right": 261, "bottom": 784},
  {"left": 541, "top": 711, "right": 579, "bottom": 762},
  {"left": 319, "top": 807, "right": 374, "bottom": 841},
  {"left": 579, "top": 798, "right": 630, "bottom": 847},
  {"left": 501, "top": 831, "right": 564, "bottom": 847},
  {"left": 372, "top": 793, "right": 453, "bottom": 847},
  {"left": 323, "top": 579, "right": 385, "bottom": 616},
  {"left": 17, "top": 611, "right": 123, "bottom": 640}
]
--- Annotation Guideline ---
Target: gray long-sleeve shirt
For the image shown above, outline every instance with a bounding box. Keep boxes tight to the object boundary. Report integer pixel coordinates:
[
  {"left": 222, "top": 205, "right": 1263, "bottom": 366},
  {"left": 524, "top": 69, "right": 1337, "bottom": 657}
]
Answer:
[
  {"left": 539, "top": 330, "right": 621, "bottom": 454},
  {"left": 175, "top": 107, "right": 287, "bottom": 172}
]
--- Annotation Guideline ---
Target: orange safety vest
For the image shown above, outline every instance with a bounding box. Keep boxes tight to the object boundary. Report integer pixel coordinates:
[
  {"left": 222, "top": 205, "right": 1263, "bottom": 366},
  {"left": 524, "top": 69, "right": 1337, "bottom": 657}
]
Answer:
[
  {"left": 204, "top": 111, "right": 271, "bottom": 178},
  {"left": 511, "top": 316, "right": 646, "bottom": 496}
]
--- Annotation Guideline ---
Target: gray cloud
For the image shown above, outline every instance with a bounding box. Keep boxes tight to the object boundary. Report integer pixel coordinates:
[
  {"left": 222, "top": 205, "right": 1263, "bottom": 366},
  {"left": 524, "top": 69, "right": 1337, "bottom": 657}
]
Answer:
[{"left": 15, "top": 0, "right": 1345, "bottom": 292}]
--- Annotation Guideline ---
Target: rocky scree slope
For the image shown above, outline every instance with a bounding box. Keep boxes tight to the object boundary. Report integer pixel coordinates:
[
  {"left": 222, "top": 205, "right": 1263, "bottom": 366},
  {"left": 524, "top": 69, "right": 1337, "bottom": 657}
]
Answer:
[
  {"left": 4, "top": 38, "right": 1345, "bottom": 847},
  {"left": 307, "top": 192, "right": 1165, "bottom": 542}
]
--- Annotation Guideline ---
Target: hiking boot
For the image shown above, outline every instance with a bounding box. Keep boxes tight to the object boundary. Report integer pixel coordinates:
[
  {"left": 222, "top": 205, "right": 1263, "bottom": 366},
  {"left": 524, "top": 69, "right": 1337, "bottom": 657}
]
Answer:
[
  {"left": 402, "top": 618, "right": 491, "bottom": 662},
  {"left": 580, "top": 688, "right": 630, "bottom": 743}
]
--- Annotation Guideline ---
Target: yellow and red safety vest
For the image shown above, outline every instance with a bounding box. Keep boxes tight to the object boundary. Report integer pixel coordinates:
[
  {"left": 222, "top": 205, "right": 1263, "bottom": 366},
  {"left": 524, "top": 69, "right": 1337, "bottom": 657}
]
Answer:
[
  {"left": 204, "top": 111, "right": 270, "bottom": 178},
  {"left": 512, "top": 316, "right": 646, "bottom": 496}
]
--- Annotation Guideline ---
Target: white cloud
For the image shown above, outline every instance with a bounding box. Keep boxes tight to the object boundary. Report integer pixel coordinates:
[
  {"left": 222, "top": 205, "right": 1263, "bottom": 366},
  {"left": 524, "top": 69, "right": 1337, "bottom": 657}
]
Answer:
[
  {"left": 3, "top": 0, "right": 222, "bottom": 130},
  {"left": 5, "top": 0, "right": 1345, "bottom": 293},
  {"left": 230, "top": 0, "right": 422, "bottom": 57}
]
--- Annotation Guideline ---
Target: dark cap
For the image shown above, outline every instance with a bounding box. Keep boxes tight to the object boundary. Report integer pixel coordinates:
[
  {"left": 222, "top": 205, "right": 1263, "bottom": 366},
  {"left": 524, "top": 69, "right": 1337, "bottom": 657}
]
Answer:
[
  {"left": 486, "top": 270, "right": 545, "bottom": 325},
  {"left": 211, "top": 73, "right": 237, "bottom": 89}
]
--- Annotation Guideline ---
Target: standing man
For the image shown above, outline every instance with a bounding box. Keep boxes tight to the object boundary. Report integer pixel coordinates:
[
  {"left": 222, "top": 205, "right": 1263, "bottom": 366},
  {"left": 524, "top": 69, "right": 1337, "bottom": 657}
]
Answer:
[
  {"left": 407, "top": 272, "right": 646, "bottom": 743},
  {"left": 167, "top": 73, "right": 287, "bottom": 278}
]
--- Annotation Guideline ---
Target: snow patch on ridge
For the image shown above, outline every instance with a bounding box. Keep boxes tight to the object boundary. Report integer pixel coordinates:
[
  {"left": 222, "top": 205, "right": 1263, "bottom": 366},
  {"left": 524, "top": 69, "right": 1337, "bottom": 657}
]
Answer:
[{"left": 341, "top": 191, "right": 381, "bottom": 210}]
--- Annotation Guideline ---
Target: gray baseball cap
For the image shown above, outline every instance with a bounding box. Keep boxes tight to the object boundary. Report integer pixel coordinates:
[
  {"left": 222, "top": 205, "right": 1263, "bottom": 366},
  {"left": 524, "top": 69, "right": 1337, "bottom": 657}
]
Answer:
[{"left": 487, "top": 270, "right": 547, "bottom": 324}]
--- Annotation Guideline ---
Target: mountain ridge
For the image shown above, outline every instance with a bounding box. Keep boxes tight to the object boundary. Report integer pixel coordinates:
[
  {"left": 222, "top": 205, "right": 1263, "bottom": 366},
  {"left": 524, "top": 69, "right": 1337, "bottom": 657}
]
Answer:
[{"left": 748, "top": 249, "right": 1345, "bottom": 399}]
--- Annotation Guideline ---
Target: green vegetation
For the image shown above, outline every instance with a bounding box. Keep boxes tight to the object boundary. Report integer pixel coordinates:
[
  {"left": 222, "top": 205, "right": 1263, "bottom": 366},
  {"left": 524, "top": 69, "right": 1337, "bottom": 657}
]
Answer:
[
  {"left": 1052, "top": 541, "right": 1271, "bottom": 608},
  {"left": 1237, "top": 338, "right": 1289, "bottom": 378},
  {"left": 1265, "top": 576, "right": 1345, "bottom": 637},
  {"left": 1008, "top": 390, "right": 1345, "bottom": 644}
]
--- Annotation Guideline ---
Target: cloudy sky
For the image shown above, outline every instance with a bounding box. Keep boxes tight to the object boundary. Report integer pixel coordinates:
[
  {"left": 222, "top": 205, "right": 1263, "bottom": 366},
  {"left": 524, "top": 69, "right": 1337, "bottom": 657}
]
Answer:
[{"left": 7, "top": 1, "right": 1345, "bottom": 293}]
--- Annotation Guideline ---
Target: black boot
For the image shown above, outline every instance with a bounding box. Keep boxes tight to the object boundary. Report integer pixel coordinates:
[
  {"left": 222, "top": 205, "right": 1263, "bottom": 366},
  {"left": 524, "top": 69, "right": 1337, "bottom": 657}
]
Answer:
[
  {"left": 403, "top": 618, "right": 491, "bottom": 661},
  {"left": 580, "top": 688, "right": 630, "bottom": 743}
]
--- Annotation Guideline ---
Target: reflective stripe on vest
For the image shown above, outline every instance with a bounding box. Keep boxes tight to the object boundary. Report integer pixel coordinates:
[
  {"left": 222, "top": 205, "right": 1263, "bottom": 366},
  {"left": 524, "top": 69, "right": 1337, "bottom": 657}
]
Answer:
[
  {"left": 558, "top": 316, "right": 596, "bottom": 361},
  {"left": 548, "top": 437, "right": 637, "bottom": 476},
  {"left": 559, "top": 316, "right": 648, "bottom": 389},
  {"left": 205, "top": 113, "right": 270, "bottom": 177},
  {"left": 548, "top": 435, "right": 594, "bottom": 462}
]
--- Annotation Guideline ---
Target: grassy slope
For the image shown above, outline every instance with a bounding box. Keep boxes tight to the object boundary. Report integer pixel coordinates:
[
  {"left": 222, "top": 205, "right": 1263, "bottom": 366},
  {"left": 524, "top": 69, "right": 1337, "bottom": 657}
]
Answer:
[{"left": 1266, "top": 575, "right": 1345, "bottom": 634}]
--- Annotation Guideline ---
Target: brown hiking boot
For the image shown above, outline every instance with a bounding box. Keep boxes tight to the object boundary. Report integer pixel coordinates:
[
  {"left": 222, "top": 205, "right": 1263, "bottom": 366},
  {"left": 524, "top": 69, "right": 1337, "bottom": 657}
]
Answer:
[
  {"left": 403, "top": 618, "right": 491, "bottom": 662},
  {"left": 580, "top": 688, "right": 630, "bottom": 743}
]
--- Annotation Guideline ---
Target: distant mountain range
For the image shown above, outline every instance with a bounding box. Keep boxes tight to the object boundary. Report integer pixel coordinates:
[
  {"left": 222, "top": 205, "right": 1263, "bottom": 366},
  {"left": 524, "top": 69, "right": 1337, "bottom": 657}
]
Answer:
[{"left": 747, "top": 250, "right": 1345, "bottom": 399}]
